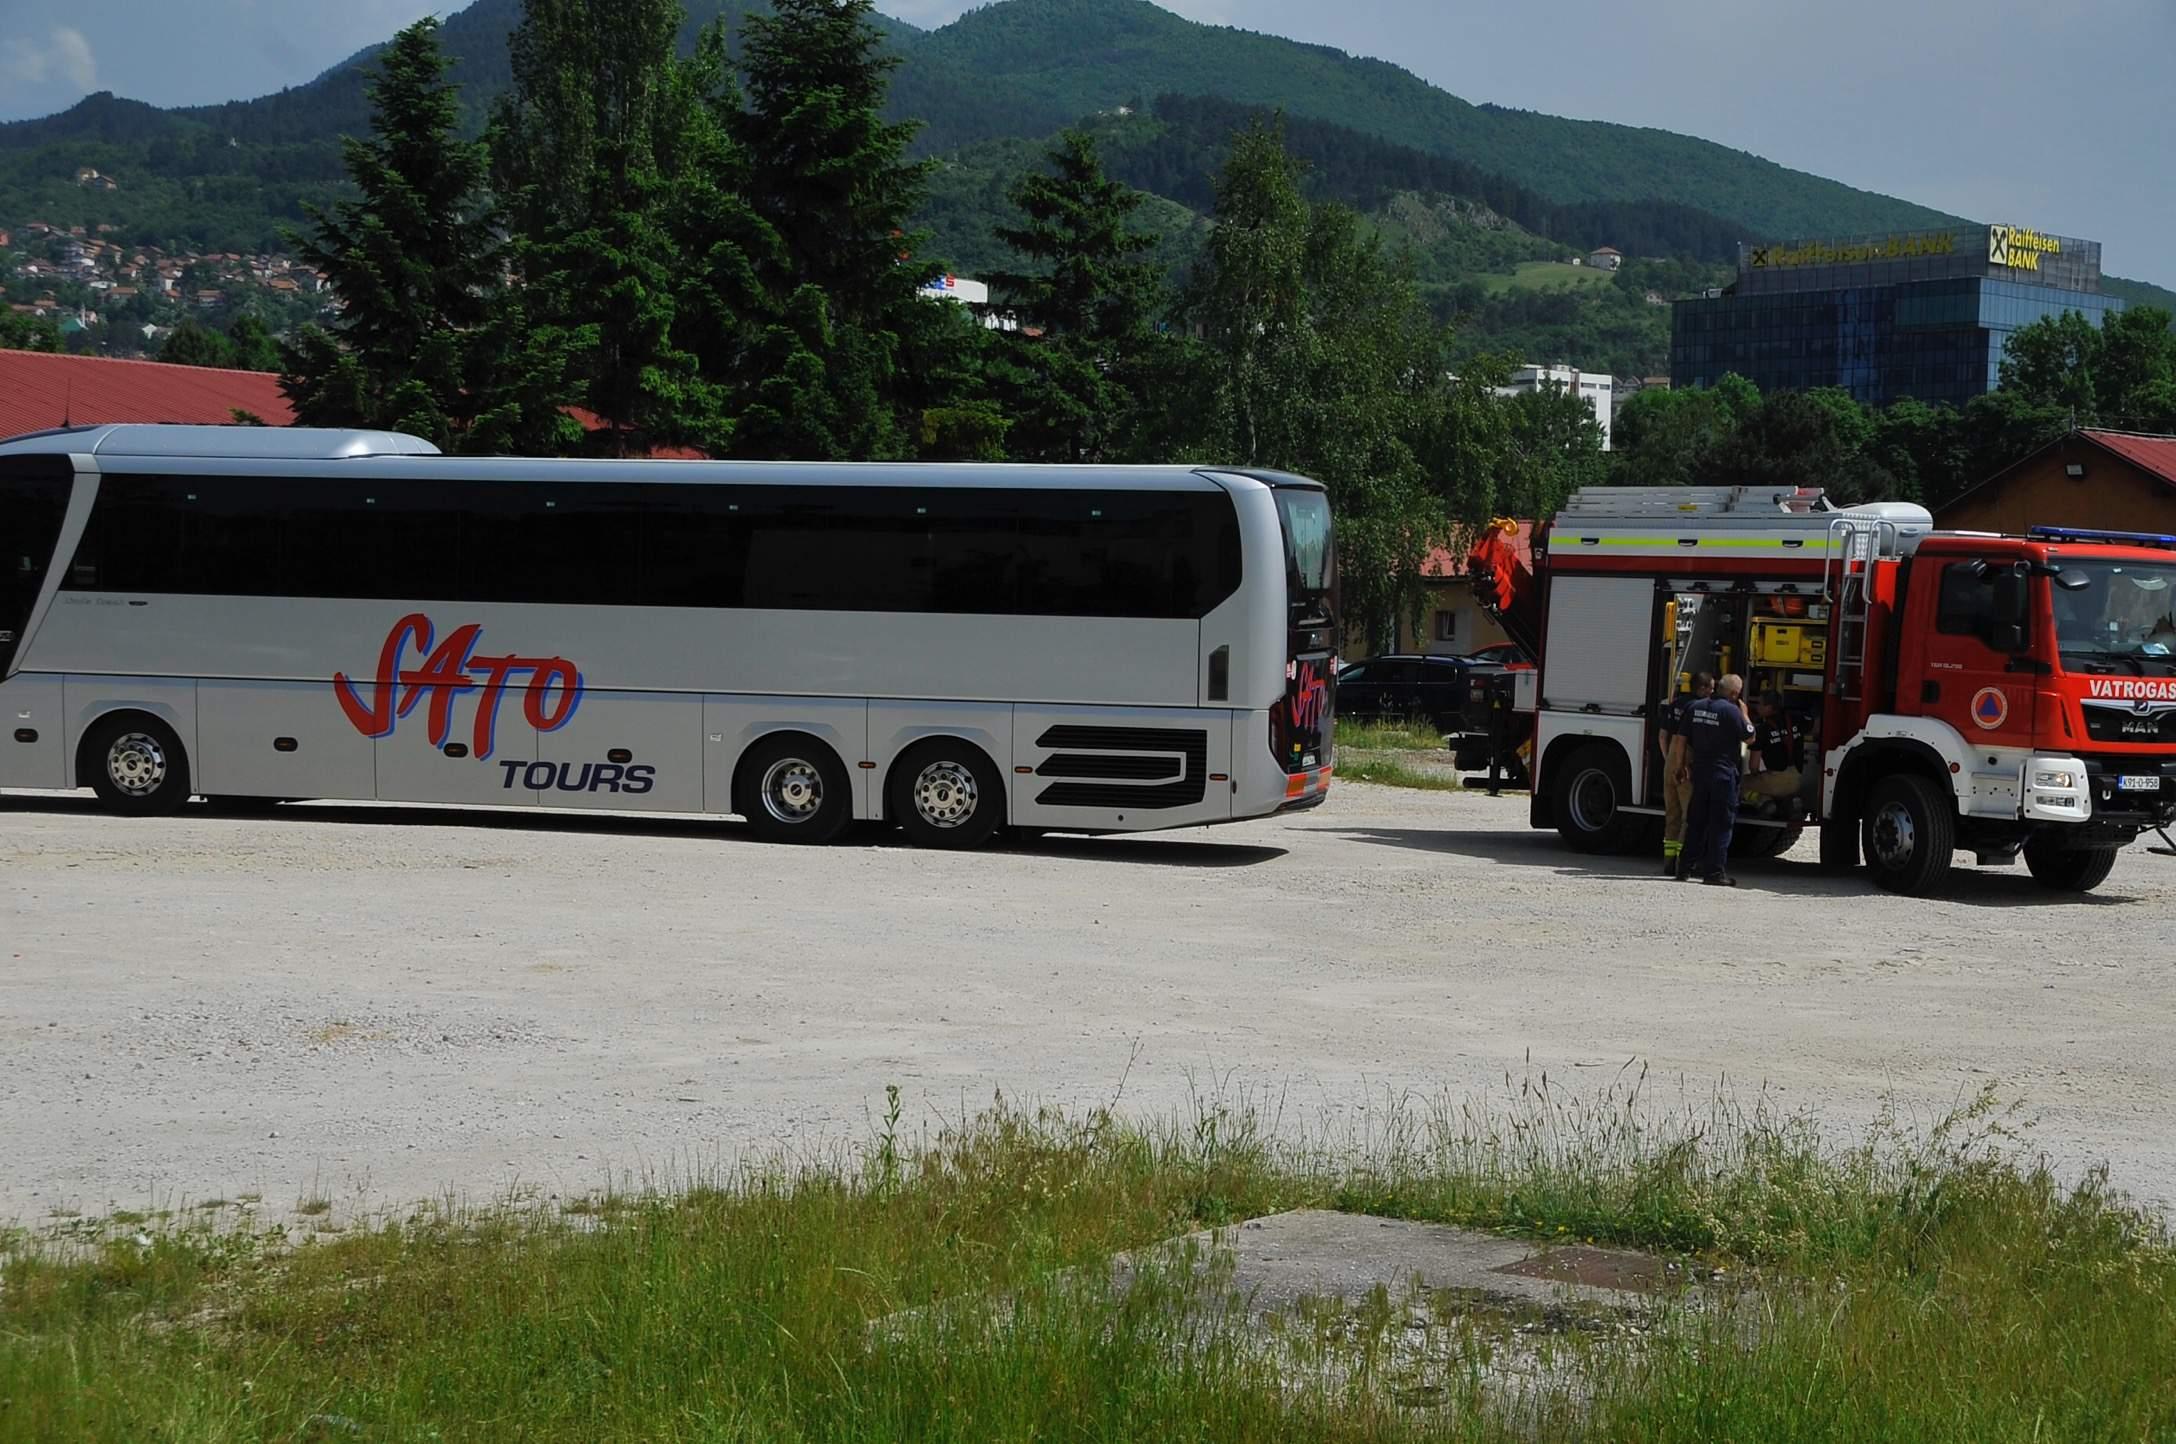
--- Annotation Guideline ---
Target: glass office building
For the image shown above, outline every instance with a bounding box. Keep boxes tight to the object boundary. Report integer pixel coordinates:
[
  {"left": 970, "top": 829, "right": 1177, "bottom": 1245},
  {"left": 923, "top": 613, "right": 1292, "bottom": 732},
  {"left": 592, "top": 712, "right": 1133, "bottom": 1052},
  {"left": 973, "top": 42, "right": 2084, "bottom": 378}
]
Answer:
[{"left": 1670, "top": 225, "right": 2124, "bottom": 407}]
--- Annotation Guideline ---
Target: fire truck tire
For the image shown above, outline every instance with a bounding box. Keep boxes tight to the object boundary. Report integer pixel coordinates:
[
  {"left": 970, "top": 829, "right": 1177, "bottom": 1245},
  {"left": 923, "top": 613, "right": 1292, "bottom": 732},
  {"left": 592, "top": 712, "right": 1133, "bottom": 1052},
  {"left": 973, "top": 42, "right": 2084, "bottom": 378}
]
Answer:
[
  {"left": 1860, "top": 773, "right": 1955, "bottom": 895},
  {"left": 2021, "top": 838, "right": 2120, "bottom": 893},
  {"left": 1818, "top": 817, "right": 1859, "bottom": 872},
  {"left": 1732, "top": 825, "right": 1801, "bottom": 861},
  {"left": 1550, "top": 743, "right": 1639, "bottom": 854}
]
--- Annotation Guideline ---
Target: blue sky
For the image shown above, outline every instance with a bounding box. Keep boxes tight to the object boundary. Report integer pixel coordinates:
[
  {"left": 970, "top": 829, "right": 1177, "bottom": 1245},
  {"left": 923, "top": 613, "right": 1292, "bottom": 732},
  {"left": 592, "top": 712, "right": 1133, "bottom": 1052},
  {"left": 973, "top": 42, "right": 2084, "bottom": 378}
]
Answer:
[{"left": 5, "top": 0, "right": 2170, "bottom": 287}]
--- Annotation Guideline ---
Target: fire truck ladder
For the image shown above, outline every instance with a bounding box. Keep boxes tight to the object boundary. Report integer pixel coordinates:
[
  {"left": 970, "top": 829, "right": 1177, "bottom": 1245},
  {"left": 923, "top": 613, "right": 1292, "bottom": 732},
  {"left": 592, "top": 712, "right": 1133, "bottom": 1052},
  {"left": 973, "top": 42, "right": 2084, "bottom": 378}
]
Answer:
[{"left": 1821, "top": 516, "right": 1904, "bottom": 699}]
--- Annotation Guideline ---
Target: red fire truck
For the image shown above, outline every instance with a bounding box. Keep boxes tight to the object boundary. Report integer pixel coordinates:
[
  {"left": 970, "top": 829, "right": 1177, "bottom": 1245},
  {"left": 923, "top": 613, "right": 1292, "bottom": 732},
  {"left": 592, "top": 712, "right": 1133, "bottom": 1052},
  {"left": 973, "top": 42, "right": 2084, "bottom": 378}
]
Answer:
[{"left": 1468, "top": 486, "right": 2176, "bottom": 894}]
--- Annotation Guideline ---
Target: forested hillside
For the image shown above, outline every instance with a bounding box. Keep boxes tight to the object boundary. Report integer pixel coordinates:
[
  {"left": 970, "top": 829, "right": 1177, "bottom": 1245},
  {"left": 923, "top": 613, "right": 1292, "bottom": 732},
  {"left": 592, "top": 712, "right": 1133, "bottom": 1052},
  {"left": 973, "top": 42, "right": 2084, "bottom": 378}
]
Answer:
[{"left": 2, "top": 0, "right": 1971, "bottom": 250}]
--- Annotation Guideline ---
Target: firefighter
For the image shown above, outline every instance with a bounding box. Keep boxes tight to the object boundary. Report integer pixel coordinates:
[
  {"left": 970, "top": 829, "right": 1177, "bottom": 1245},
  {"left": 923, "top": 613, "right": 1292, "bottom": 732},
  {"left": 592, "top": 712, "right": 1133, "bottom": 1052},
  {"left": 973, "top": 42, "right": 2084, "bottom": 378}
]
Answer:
[
  {"left": 1742, "top": 689, "right": 1804, "bottom": 816},
  {"left": 1678, "top": 672, "right": 1754, "bottom": 885},
  {"left": 1658, "top": 671, "right": 1714, "bottom": 875}
]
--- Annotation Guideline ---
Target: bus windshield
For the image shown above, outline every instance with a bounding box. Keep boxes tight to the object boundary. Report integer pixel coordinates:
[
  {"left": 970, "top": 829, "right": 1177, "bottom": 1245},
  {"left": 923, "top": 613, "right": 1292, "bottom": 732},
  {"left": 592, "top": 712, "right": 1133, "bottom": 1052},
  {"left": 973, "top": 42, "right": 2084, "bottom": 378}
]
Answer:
[
  {"left": 1274, "top": 488, "right": 1333, "bottom": 617},
  {"left": 2052, "top": 560, "right": 2176, "bottom": 677}
]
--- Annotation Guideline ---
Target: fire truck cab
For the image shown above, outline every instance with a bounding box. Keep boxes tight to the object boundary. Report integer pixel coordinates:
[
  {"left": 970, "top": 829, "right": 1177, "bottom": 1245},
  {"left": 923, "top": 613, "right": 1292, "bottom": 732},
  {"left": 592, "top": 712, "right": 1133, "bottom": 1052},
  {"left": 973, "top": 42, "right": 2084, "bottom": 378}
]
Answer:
[{"left": 1513, "top": 486, "right": 2176, "bottom": 895}]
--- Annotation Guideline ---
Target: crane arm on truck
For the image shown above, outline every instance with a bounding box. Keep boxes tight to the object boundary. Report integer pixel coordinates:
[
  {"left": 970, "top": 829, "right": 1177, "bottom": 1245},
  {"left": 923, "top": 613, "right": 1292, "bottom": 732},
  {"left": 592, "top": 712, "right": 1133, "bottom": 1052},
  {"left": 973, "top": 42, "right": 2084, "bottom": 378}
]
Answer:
[{"left": 1466, "top": 518, "right": 1541, "bottom": 659}]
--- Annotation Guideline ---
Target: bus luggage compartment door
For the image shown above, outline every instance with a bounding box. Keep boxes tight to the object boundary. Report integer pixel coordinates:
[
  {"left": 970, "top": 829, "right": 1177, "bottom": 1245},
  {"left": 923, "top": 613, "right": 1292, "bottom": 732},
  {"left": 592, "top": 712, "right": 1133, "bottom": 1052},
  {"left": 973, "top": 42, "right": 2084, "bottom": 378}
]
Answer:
[
  {"left": 524, "top": 690, "right": 702, "bottom": 812},
  {"left": 198, "top": 679, "right": 375, "bottom": 801},
  {"left": 1010, "top": 707, "right": 1233, "bottom": 832}
]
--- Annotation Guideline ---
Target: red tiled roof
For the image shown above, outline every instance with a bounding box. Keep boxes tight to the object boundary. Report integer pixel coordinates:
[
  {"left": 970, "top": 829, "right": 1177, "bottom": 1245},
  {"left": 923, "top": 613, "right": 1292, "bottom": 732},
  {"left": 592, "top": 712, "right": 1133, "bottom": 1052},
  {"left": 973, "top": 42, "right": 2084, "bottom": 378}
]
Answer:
[
  {"left": 0, "top": 350, "right": 294, "bottom": 437},
  {"left": 2083, "top": 429, "right": 2176, "bottom": 488}
]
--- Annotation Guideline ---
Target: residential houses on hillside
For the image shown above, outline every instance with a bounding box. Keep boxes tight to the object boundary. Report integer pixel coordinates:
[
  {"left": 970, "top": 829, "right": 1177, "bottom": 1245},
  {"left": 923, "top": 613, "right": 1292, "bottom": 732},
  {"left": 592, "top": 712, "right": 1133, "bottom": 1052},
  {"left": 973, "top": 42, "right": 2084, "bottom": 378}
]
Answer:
[{"left": 1, "top": 216, "right": 333, "bottom": 354}]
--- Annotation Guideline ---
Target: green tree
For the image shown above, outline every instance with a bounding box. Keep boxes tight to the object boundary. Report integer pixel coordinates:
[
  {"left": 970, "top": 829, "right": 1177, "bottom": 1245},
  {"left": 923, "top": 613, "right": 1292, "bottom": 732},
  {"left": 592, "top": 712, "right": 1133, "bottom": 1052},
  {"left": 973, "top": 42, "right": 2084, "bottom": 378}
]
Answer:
[
  {"left": 1609, "top": 376, "right": 1758, "bottom": 488},
  {"left": 1187, "top": 122, "right": 1453, "bottom": 648},
  {"left": 159, "top": 319, "right": 238, "bottom": 369},
  {"left": 0, "top": 311, "right": 63, "bottom": 353},
  {"left": 224, "top": 313, "right": 280, "bottom": 372},
  {"left": 1697, "top": 387, "right": 1897, "bottom": 504},
  {"left": 733, "top": 0, "right": 945, "bottom": 460},
  {"left": 1500, "top": 378, "right": 1607, "bottom": 519},
  {"left": 989, "top": 128, "right": 1164, "bottom": 462},
  {"left": 491, "top": 0, "right": 730, "bottom": 456},
  {"left": 281, "top": 17, "right": 561, "bottom": 450}
]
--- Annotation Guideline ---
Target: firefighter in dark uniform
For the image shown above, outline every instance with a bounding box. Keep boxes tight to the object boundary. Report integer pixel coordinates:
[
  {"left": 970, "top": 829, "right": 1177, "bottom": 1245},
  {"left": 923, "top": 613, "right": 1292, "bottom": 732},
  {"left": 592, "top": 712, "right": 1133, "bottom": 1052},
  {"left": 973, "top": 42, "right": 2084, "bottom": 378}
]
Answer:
[{"left": 1677, "top": 672, "right": 1755, "bottom": 886}]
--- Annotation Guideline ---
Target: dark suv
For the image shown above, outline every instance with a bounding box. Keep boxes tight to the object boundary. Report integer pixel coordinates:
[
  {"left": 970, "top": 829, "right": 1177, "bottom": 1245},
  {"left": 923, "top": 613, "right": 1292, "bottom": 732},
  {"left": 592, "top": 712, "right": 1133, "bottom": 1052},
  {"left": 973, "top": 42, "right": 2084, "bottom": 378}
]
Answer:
[{"left": 1335, "top": 654, "right": 1472, "bottom": 730}]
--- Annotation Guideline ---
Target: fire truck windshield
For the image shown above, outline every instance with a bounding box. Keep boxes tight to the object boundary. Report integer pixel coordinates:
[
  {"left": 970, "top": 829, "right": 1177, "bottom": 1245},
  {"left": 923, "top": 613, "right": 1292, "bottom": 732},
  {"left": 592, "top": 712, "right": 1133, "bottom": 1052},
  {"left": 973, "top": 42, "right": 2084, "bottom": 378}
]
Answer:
[{"left": 2052, "top": 560, "right": 2176, "bottom": 676}]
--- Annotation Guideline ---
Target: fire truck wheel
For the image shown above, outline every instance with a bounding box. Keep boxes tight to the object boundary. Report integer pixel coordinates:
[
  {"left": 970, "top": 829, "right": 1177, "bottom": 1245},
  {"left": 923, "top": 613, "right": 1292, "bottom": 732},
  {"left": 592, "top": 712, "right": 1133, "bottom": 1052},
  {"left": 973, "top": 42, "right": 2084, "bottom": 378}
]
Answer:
[
  {"left": 1860, "top": 773, "right": 1955, "bottom": 895},
  {"left": 2021, "top": 837, "right": 2120, "bottom": 893},
  {"left": 1550, "top": 743, "right": 1637, "bottom": 854}
]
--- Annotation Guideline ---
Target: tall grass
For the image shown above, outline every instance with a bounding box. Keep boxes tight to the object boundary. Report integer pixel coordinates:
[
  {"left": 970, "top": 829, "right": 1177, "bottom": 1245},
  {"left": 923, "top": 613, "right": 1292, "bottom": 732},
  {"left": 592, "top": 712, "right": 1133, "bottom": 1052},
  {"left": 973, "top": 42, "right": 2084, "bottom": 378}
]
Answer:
[
  {"left": 2, "top": 1077, "right": 2169, "bottom": 1441},
  {"left": 1336, "top": 718, "right": 1446, "bottom": 751}
]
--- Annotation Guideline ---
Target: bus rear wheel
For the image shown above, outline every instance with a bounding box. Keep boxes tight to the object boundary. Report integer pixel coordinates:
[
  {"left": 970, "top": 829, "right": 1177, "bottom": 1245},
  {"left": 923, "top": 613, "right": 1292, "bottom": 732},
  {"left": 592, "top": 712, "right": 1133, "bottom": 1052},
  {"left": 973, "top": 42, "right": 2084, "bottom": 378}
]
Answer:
[
  {"left": 84, "top": 714, "right": 193, "bottom": 817},
  {"left": 737, "top": 736, "right": 854, "bottom": 846},
  {"left": 890, "top": 739, "right": 1005, "bottom": 850}
]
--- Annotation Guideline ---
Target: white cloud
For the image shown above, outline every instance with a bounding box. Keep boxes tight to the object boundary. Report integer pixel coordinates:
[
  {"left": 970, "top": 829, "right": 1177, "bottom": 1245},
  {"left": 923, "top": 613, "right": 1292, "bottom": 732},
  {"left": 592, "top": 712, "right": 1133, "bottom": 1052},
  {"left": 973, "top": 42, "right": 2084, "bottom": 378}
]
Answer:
[{"left": 6, "top": 26, "right": 99, "bottom": 94}]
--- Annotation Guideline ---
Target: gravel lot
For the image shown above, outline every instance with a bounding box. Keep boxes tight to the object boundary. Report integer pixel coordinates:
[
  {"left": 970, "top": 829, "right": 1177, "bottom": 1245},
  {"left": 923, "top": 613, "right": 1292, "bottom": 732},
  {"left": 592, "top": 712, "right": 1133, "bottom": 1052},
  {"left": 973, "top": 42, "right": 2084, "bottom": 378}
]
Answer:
[{"left": 6, "top": 782, "right": 2174, "bottom": 1221}]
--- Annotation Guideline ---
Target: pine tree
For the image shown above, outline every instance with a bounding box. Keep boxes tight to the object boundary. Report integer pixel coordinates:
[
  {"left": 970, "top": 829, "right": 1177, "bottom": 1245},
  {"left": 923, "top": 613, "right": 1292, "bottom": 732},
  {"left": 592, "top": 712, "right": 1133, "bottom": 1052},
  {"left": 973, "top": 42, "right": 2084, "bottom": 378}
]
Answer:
[
  {"left": 491, "top": 0, "right": 734, "bottom": 456},
  {"left": 279, "top": 18, "right": 520, "bottom": 448},
  {"left": 734, "top": 0, "right": 949, "bottom": 459},
  {"left": 989, "top": 129, "right": 1163, "bottom": 462}
]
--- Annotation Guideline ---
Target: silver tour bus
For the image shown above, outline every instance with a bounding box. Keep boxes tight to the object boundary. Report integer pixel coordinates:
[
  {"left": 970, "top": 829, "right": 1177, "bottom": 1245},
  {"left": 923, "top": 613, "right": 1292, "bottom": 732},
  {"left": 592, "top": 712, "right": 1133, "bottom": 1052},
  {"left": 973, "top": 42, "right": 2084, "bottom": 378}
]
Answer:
[{"left": 0, "top": 425, "right": 1337, "bottom": 846}]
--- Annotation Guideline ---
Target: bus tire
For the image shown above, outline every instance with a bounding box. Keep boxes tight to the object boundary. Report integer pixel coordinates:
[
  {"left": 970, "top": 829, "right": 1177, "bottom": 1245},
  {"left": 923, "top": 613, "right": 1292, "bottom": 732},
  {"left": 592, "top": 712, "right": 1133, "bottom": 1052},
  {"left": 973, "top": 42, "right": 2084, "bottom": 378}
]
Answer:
[
  {"left": 82, "top": 713, "right": 193, "bottom": 817},
  {"left": 736, "top": 735, "right": 854, "bottom": 846},
  {"left": 890, "top": 739, "right": 1005, "bottom": 851},
  {"left": 1860, "top": 773, "right": 1954, "bottom": 895},
  {"left": 2022, "top": 837, "right": 2119, "bottom": 893},
  {"left": 1550, "top": 743, "right": 1638, "bottom": 854}
]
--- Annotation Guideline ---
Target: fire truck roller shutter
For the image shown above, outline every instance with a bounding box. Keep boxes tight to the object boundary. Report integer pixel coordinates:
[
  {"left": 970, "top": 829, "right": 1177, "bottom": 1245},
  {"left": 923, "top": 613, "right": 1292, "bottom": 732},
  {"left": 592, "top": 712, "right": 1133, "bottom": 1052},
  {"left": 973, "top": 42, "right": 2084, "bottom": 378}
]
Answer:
[{"left": 1541, "top": 577, "right": 1655, "bottom": 714}]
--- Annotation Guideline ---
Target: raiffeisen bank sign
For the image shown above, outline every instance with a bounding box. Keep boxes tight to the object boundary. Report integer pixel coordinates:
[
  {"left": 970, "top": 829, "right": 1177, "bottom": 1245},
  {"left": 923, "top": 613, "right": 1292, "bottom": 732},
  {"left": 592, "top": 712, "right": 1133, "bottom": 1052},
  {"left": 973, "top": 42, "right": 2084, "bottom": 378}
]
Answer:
[{"left": 1988, "top": 224, "right": 2064, "bottom": 272}]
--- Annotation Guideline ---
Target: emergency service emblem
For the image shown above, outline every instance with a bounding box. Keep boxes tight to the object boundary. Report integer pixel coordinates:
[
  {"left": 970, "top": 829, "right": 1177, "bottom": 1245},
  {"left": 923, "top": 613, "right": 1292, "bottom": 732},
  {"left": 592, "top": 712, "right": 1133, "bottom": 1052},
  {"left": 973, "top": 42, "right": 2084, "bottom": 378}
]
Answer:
[{"left": 1970, "top": 686, "right": 2010, "bottom": 731}]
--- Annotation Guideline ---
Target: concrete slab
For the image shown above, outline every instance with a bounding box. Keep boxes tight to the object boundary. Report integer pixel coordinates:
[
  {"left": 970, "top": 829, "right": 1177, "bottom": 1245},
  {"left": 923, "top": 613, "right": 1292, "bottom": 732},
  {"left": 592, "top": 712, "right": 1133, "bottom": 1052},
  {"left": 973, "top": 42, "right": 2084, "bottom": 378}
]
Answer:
[{"left": 1113, "top": 1209, "right": 1690, "bottom": 1318}]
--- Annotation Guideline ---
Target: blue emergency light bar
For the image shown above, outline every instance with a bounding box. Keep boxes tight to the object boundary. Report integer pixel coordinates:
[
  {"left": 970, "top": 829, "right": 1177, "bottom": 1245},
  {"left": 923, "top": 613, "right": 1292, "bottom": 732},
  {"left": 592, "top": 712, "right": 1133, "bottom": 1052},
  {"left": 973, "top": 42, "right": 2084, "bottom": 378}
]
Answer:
[{"left": 2028, "top": 525, "right": 2176, "bottom": 550}]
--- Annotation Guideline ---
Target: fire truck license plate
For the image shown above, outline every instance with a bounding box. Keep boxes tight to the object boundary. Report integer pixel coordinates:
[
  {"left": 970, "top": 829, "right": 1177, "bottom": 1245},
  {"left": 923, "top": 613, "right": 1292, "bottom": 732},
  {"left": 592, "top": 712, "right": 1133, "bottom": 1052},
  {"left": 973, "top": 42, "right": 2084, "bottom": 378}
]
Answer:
[{"left": 2118, "top": 775, "right": 2161, "bottom": 792}]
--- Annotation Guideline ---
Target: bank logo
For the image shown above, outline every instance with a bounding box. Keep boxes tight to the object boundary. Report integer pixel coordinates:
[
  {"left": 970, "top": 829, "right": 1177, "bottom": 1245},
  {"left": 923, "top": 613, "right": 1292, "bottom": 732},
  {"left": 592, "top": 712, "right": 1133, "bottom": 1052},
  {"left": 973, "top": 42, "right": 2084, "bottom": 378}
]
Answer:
[
  {"left": 1971, "top": 686, "right": 2010, "bottom": 731},
  {"left": 1989, "top": 224, "right": 2062, "bottom": 273}
]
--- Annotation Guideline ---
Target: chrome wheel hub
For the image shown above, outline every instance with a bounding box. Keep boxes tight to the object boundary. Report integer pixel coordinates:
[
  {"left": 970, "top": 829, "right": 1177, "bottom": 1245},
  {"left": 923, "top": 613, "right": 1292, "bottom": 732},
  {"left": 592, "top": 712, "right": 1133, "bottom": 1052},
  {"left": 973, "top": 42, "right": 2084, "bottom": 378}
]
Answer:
[
  {"left": 911, "top": 761, "right": 979, "bottom": 829},
  {"left": 759, "top": 758, "right": 824, "bottom": 824},
  {"left": 1869, "top": 801, "right": 1917, "bottom": 869},
  {"left": 1568, "top": 767, "right": 1615, "bottom": 832},
  {"left": 106, "top": 732, "right": 168, "bottom": 796}
]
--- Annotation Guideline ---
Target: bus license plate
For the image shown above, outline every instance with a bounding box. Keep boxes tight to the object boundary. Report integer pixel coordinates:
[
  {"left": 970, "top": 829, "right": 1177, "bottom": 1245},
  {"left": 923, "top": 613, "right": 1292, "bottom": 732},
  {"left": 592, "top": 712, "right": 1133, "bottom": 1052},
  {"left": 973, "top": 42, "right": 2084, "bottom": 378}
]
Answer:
[{"left": 2118, "top": 775, "right": 2161, "bottom": 792}]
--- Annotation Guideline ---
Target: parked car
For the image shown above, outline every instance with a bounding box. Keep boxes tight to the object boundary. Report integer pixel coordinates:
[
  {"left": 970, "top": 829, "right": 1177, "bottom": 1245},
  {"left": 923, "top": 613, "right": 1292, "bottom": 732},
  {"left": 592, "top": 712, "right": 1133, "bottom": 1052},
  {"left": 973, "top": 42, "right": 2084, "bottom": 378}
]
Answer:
[
  {"left": 1461, "top": 642, "right": 1533, "bottom": 669},
  {"left": 1335, "top": 653, "right": 1472, "bottom": 731}
]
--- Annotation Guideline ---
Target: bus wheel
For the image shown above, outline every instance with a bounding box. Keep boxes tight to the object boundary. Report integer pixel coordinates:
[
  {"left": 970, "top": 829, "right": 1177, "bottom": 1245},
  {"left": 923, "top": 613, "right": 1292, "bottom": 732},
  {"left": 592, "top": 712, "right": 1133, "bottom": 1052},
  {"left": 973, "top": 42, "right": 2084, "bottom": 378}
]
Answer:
[
  {"left": 1550, "top": 743, "right": 1637, "bottom": 854},
  {"left": 890, "top": 740, "right": 1005, "bottom": 851},
  {"left": 1860, "top": 773, "right": 1954, "bottom": 895},
  {"left": 737, "top": 736, "right": 853, "bottom": 846},
  {"left": 84, "top": 714, "right": 193, "bottom": 817},
  {"left": 2022, "top": 837, "right": 2119, "bottom": 893}
]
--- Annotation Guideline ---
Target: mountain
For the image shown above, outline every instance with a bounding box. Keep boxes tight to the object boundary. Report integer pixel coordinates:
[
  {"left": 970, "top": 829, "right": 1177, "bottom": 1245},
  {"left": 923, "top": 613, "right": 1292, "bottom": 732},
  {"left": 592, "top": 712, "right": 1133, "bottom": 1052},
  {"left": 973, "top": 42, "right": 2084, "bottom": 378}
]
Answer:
[{"left": 3, "top": 0, "right": 2168, "bottom": 319}]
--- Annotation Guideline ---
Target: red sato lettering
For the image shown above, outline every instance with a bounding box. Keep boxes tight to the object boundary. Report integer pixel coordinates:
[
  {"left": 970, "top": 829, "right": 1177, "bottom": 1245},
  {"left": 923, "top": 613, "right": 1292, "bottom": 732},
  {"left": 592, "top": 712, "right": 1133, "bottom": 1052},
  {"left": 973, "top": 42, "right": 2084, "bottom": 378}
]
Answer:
[{"left": 333, "top": 615, "right": 586, "bottom": 760}]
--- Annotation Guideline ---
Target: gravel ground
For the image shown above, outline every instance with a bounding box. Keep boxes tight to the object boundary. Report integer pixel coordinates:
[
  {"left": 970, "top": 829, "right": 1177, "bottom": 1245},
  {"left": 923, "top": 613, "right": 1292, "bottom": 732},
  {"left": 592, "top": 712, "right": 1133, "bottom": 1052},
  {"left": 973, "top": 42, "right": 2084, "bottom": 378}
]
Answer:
[{"left": 5, "top": 782, "right": 2174, "bottom": 1222}]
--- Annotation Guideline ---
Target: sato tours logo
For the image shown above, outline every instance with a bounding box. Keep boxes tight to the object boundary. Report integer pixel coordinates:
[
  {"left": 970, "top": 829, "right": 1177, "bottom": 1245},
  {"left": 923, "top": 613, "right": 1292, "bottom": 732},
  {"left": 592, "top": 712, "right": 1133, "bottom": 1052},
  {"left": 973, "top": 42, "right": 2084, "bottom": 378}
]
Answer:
[
  {"left": 1970, "top": 686, "right": 2010, "bottom": 731},
  {"left": 332, "top": 615, "right": 648, "bottom": 794}
]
